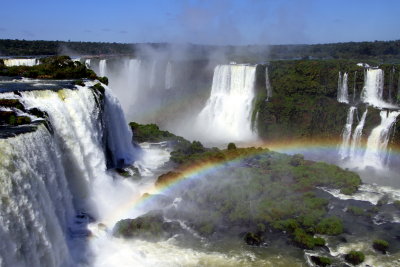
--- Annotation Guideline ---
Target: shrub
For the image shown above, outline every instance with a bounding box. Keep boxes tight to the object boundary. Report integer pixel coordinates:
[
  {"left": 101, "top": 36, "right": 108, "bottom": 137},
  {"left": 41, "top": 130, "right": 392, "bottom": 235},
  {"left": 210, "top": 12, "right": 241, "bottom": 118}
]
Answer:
[
  {"left": 227, "top": 142, "right": 237, "bottom": 150},
  {"left": 373, "top": 239, "right": 389, "bottom": 253},
  {"left": 310, "top": 256, "right": 332, "bottom": 267},
  {"left": 344, "top": 250, "right": 365, "bottom": 265},
  {"left": 98, "top": 76, "right": 109, "bottom": 85},
  {"left": 316, "top": 217, "right": 343, "bottom": 235}
]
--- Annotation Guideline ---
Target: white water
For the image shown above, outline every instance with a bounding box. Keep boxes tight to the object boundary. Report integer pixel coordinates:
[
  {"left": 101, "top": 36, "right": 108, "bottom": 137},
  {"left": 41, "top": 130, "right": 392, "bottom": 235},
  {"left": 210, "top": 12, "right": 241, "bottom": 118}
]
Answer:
[
  {"left": 0, "top": 84, "right": 137, "bottom": 266},
  {"left": 3, "top": 58, "right": 38, "bottom": 67},
  {"left": 363, "top": 110, "right": 400, "bottom": 169},
  {"left": 349, "top": 108, "right": 368, "bottom": 159},
  {"left": 99, "top": 60, "right": 107, "bottom": 77},
  {"left": 337, "top": 72, "right": 349, "bottom": 103},
  {"left": 195, "top": 64, "right": 257, "bottom": 143},
  {"left": 85, "top": 59, "right": 91, "bottom": 68},
  {"left": 361, "top": 68, "right": 396, "bottom": 108},
  {"left": 165, "top": 62, "right": 173, "bottom": 89},
  {"left": 339, "top": 106, "right": 356, "bottom": 159},
  {"left": 0, "top": 126, "right": 74, "bottom": 267}
]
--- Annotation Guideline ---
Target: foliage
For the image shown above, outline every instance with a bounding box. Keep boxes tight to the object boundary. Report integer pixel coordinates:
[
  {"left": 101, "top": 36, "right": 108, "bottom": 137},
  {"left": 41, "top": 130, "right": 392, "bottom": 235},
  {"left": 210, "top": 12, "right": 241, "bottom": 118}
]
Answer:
[
  {"left": 0, "top": 55, "right": 98, "bottom": 79},
  {"left": 315, "top": 217, "right": 343, "bottom": 235},
  {"left": 373, "top": 239, "right": 389, "bottom": 253},
  {"left": 227, "top": 142, "right": 237, "bottom": 150},
  {"left": 344, "top": 250, "right": 365, "bottom": 265},
  {"left": 310, "top": 256, "right": 332, "bottom": 267}
]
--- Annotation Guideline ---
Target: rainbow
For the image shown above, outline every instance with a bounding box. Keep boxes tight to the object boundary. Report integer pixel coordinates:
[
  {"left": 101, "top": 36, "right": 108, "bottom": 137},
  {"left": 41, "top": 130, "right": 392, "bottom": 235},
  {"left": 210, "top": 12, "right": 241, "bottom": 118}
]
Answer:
[{"left": 103, "top": 139, "right": 400, "bottom": 225}]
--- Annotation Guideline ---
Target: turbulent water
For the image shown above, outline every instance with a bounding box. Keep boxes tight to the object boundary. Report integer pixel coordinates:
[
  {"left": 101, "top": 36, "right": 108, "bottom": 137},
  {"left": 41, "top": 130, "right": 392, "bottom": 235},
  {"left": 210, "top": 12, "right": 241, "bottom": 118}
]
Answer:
[
  {"left": 0, "top": 83, "right": 136, "bottom": 266},
  {"left": 195, "top": 64, "right": 257, "bottom": 143},
  {"left": 363, "top": 110, "right": 400, "bottom": 169}
]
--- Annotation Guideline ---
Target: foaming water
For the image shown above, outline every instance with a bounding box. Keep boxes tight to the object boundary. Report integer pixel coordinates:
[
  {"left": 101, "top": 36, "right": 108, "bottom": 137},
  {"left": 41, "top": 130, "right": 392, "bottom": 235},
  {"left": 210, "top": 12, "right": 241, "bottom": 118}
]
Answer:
[
  {"left": 195, "top": 64, "right": 257, "bottom": 143},
  {"left": 361, "top": 69, "right": 397, "bottom": 108}
]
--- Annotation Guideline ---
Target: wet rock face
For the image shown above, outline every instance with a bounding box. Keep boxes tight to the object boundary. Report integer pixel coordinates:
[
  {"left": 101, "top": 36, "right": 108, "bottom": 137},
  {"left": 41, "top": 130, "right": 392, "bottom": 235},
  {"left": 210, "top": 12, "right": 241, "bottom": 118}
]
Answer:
[{"left": 244, "top": 232, "right": 264, "bottom": 246}]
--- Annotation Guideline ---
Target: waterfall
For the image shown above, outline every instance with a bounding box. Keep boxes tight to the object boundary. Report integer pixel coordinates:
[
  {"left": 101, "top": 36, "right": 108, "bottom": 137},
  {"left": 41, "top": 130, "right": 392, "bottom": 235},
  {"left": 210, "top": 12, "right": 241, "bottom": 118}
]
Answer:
[
  {"left": 3, "top": 58, "right": 38, "bottom": 67},
  {"left": 99, "top": 59, "right": 107, "bottom": 77},
  {"left": 0, "top": 126, "right": 74, "bottom": 267},
  {"left": 363, "top": 110, "right": 400, "bottom": 168},
  {"left": 349, "top": 108, "right": 368, "bottom": 159},
  {"left": 0, "top": 84, "right": 136, "bottom": 266},
  {"left": 85, "top": 59, "right": 91, "bottom": 68},
  {"left": 360, "top": 68, "right": 391, "bottom": 108},
  {"left": 339, "top": 106, "right": 356, "bottom": 159},
  {"left": 265, "top": 66, "right": 272, "bottom": 100},
  {"left": 337, "top": 72, "right": 349, "bottom": 103},
  {"left": 165, "top": 62, "right": 173, "bottom": 90},
  {"left": 103, "top": 85, "right": 136, "bottom": 168},
  {"left": 196, "top": 64, "right": 257, "bottom": 142},
  {"left": 149, "top": 61, "right": 157, "bottom": 89}
]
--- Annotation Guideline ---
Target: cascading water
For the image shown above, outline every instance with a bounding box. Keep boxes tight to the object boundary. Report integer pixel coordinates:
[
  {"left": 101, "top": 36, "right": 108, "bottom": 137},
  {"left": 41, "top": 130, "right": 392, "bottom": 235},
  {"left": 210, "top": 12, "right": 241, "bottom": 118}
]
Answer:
[
  {"left": 339, "top": 106, "right": 356, "bottom": 159},
  {"left": 3, "top": 58, "right": 38, "bottom": 67},
  {"left": 337, "top": 72, "right": 349, "bottom": 103},
  {"left": 85, "top": 59, "right": 91, "bottom": 68},
  {"left": 195, "top": 64, "right": 257, "bottom": 143},
  {"left": 0, "top": 83, "right": 137, "bottom": 266},
  {"left": 149, "top": 60, "right": 157, "bottom": 89},
  {"left": 99, "top": 59, "right": 107, "bottom": 77},
  {"left": 363, "top": 110, "right": 400, "bottom": 169},
  {"left": 0, "top": 126, "right": 74, "bottom": 267},
  {"left": 360, "top": 68, "right": 394, "bottom": 108},
  {"left": 349, "top": 108, "right": 368, "bottom": 159},
  {"left": 165, "top": 62, "right": 172, "bottom": 89}
]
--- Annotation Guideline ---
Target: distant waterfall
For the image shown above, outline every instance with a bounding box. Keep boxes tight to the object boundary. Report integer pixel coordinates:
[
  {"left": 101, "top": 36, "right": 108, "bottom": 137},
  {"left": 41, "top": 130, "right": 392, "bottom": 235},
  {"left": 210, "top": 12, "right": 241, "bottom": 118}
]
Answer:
[
  {"left": 149, "top": 61, "right": 157, "bottom": 89},
  {"left": 361, "top": 69, "right": 389, "bottom": 108},
  {"left": 99, "top": 59, "right": 107, "bottom": 77},
  {"left": 3, "top": 58, "right": 38, "bottom": 67},
  {"left": 349, "top": 108, "right": 368, "bottom": 159},
  {"left": 363, "top": 111, "right": 400, "bottom": 168},
  {"left": 165, "top": 62, "right": 173, "bottom": 89},
  {"left": 337, "top": 72, "right": 349, "bottom": 103},
  {"left": 0, "top": 84, "right": 136, "bottom": 266},
  {"left": 85, "top": 59, "right": 91, "bottom": 68},
  {"left": 339, "top": 106, "right": 356, "bottom": 159},
  {"left": 196, "top": 64, "right": 257, "bottom": 142},
  {"left": 265, "top": 66, "right": 272, "bottom": 100}
]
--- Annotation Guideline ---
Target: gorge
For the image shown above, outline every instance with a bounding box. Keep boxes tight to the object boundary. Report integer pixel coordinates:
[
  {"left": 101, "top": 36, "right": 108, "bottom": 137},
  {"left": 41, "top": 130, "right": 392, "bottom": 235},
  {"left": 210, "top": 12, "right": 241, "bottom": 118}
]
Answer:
[{"left": 1, "top": 51, "right": 400, "bottom": 267}]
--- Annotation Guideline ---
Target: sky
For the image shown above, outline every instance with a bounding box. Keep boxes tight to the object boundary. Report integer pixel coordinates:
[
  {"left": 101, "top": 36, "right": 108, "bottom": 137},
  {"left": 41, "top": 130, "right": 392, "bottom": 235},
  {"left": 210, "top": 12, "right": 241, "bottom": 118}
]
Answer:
[{"left": 0, "top": 0, "right": 399, "bottom": 45}]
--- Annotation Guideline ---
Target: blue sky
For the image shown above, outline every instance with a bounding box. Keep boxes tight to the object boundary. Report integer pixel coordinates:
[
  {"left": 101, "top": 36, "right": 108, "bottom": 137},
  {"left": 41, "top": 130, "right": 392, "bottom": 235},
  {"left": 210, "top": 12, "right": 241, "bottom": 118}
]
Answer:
[{"left": 0, "top": 0, "right": 399, "bottom": 45}]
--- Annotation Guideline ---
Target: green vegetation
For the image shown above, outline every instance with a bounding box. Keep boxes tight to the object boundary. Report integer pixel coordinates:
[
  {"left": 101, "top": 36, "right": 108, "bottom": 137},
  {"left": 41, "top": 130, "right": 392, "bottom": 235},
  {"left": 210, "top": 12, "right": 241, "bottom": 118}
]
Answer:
[
  {"left": 310, "top": 256, "right": 332, "bottom": 267},
  {"left": 113, "top": 212, "right": 182, "bottom": 241},
  {"left": 373, "top": 239, "right": 389, "bottom": 254},
  {"left": 227, "top": 142, "right": 237, "bottom": 150},
  {"left": 346, "top": 205, "right": 366, "bottom": 216},
  {"left": 153, "top": 143, "right": 360, "bottom": 249},
  {"left": 1, "top": 39, "right": 400, "bottom": 63},
  {"left": 257, "top": 60, "right": 364, "bottom": 141},
  {"left": 344, "top": 250, "right": 365, "bottom": 265},
  {"left": 0, "top": 55, "right": 98, "bottom": 79}
]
